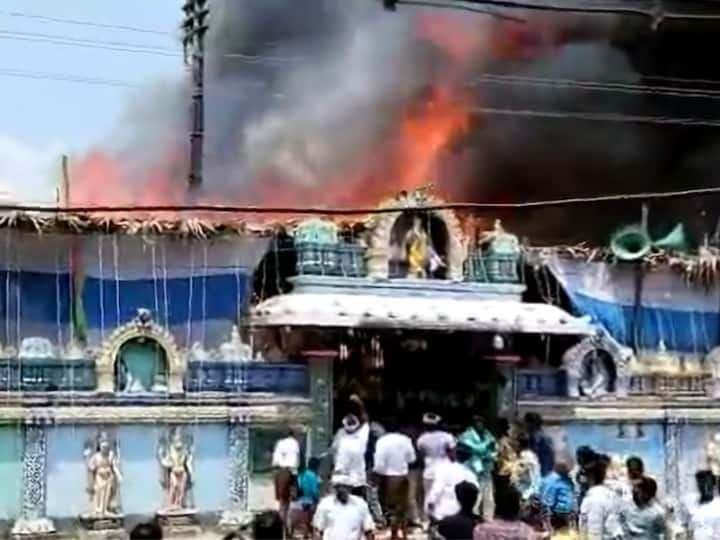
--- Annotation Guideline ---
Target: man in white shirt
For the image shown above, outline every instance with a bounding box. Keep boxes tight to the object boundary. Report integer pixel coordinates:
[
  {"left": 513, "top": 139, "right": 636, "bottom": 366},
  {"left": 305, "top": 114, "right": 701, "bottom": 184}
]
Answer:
[
  {"left": 313, "top": 474, "right": 375, "bottom": 540},
  {"left": 334, "top": 415, "right": 369, "bottom": 498},
  {"left": 425, "top": 444, "right": 478, "bottom": 524},
  {"left": 417, "top": 413, "right": 455, "bottom": 516},
  {"left": 272, "top": 428, "right": 301, "bottom": 532},
  {"left": 687, "top": 470, "right": 720, "bottom": 540},
  {"left": 579, "top": 457, "right": 623, "bottom": 540},
  {"left": 373, "top": 422, "right": 416, "bottom": 540}
]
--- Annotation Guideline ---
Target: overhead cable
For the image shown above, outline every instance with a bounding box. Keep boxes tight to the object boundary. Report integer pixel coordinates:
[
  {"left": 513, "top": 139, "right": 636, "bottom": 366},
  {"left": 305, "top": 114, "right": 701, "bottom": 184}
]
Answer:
[
  {"left": 0, "top": 30, "right": 180, "bottom": 57},
  {"left": 0, "top": 10, "right": 171, "bottom": 35},
  {"left": 5, "top": 186, "right": 720, "bottom": 216},
  {"left": 470, "top": 73, "right": 720, "bottom": 100},
  {"left": 0, "top": 68, "right": 141, "bottom": 88}
]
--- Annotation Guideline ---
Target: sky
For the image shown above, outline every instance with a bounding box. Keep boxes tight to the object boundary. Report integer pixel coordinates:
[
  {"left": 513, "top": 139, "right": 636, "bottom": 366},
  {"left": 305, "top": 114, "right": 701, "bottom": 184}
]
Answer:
[{"left": 0, "top": 0, "right": 183, "bottom": 204}]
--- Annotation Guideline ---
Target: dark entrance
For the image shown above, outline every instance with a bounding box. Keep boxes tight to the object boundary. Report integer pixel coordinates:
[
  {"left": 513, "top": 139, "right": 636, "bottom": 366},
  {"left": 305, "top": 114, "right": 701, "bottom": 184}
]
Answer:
[{"left": 333, "top": 332, "right": 507, "bottom": 433}]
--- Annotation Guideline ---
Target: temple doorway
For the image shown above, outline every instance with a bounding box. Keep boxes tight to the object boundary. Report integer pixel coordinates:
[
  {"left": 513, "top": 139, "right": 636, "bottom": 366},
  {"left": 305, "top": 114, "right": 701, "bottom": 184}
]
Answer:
[
  {"left": 114, "top": 337, "right": 169, "bottom": 393},
  {"left": 332, "top": 332, "right": 507, "bottom": 434}
]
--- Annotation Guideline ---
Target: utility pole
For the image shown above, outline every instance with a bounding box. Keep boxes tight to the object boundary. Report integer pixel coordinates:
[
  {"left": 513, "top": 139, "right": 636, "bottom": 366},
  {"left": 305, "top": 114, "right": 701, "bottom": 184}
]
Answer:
[{"left": 182, "top": 0, "right": 209, "bottom": 188}]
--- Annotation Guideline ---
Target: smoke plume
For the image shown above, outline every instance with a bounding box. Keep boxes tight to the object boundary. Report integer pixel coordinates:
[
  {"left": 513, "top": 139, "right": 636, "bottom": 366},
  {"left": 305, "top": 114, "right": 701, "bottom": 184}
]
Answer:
[{"left": 70, "top": 0, "right": 720, "bottom": 244}]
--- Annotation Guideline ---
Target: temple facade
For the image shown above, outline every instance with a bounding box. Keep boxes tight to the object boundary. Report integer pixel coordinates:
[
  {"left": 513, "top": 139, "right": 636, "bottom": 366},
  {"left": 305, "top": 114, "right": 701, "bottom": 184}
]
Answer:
[
  {"left": 0, "top": 224, "right": 311, "bottom": 537},
  {"left": 1, "top": 192, "right": 718, "bottom": 536}
]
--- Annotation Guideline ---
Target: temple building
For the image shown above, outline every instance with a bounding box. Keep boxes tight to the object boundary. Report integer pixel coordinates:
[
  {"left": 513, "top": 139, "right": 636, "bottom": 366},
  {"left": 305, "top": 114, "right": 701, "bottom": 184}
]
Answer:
[{"left": 0, "top": 190, "right": 718, "bottom": 536}]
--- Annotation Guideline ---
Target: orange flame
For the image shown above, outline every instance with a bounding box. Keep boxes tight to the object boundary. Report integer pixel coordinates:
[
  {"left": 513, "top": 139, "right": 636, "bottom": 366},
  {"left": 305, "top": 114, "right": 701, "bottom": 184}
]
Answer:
[{"left": 69, "top": 12, "right": 567, "bottom": 214}]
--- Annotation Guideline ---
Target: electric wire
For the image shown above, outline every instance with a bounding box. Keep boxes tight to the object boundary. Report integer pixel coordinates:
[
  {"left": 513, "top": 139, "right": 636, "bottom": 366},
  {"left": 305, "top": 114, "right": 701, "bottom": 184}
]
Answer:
[
  {"left": 0, "top": 68, "right": 141, "bottom": 88},
  {"left": 6, "top": 185, "right": 720, "bottom": 216},
  {"left": 471, "top": 73, "right": 720, "bottom": 100},
  {"left": 474, "top": 107, "right": 720, "bottom": 127},
  {"left": 0, "top": 10, "right": 172, "bottom": 35},
  {"left": 0, "top": 30, "right": 181, "bottom": 57}
]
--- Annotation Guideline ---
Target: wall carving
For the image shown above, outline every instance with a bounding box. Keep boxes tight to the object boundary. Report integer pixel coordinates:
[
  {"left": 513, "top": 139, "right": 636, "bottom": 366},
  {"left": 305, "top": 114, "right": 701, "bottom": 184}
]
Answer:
[
  {"left": 366, "top": 190, "right": 466, "bottom": 281},
  {"left": 220, "top": 421, "right": 251, "bottom": 527},
  {"left": 12, "top": 424, "right": 55, "bottom": 536},
  {"left": 563, "top": 328, "right": 634, "bottom": 399},
  {"left": 96, "top": 309, "right": 184, "bottom": 394}
]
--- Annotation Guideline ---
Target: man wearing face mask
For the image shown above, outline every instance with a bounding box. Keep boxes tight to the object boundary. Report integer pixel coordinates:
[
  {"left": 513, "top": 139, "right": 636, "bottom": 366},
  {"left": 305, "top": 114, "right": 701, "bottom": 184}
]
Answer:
[{"left": 313, "top": 474, "right": 375, "bottom": 540}]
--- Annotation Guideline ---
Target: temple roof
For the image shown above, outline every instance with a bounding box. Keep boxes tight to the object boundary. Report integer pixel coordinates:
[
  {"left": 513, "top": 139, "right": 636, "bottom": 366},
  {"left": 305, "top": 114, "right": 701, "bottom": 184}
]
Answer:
[{"left": 251, "top": 291, "right": 594, "bottom": 335}]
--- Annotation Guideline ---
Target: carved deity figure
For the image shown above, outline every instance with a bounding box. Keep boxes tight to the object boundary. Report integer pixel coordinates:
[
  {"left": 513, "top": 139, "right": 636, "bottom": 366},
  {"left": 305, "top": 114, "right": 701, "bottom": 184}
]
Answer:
[
  {"left": 707, "top": 433, "right": 720, "bottom": 477},
  {"left": 83, "top": 432, "right": 122, "bottom": 517},
  {"left": 403, "top": 216, "right": 444, "bottom": 278},
  {"left": 158, "top": 429, "right": 194, "bottom": 512}
]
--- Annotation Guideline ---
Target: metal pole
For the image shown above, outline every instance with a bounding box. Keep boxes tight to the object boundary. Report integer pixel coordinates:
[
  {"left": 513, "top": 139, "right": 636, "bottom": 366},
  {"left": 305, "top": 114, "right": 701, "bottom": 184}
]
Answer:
[
  {"left": 186, "top": 0, "right": 207, "bottom": 188},
  {"left": 189, "top": 39, "right": 204, "bottom": 187}
]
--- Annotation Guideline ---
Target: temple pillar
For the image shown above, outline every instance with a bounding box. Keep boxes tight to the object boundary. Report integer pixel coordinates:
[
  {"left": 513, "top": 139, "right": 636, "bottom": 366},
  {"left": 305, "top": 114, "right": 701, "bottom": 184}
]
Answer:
[
  {"left": 12, "top": 421, "right": 55, "bottom": 538},
  {"left": 220, "top": 419, "right": 251, "bottom": 528},
  {"left": 306, "top": 352, "right": 335, "bottom": 457},
  {"left": 496, "top": 365, "right": 516, "bottom": 418},
  {"left": 664, "top": 419, "right": 681, "bottom": 510}
]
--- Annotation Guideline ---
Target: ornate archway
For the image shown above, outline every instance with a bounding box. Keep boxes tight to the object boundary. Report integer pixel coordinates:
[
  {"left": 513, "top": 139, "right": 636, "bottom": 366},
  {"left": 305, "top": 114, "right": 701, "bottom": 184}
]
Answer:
[
  {"left": 563, "top": 328, "right": 634, "bottom": 399},
  {"left": 365, "top": 191, "right": 466, "bottom": 281},
  {"left": 96, "top": 309, "right": 185, "bottom": 394}
]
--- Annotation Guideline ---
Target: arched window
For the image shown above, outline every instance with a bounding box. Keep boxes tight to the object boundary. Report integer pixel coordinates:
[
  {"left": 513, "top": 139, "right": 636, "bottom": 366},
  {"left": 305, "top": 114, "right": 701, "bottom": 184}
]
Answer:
[{"left": 114, "top": 337, "right": 169, "bottom": 393}]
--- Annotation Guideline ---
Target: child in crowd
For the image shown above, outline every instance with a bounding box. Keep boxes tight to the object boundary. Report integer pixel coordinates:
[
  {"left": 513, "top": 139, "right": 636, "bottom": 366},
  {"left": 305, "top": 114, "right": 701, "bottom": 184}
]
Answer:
[{"left": 293, "top": 457, "right": 321, "bottom": 539}]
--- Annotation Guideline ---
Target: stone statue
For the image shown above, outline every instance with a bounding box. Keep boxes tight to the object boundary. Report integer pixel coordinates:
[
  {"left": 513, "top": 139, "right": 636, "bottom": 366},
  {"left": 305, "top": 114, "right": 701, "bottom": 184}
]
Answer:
[
  {"left": 220, "top": 325, "right": 253, "bottom": 362},
  {"left": 158, "top": 429, "right": 194, "bottom": 513},
  {"left": 579, "top": 354, "right": 611, "bottom": 399},
  {"left": 83, "top": 431, "right": 122, "bottom": 518},
  {"left": 18, "top": 337, "right": 55, "bottom": 359},
  {"left": 707, "top": 433, "right": 720, "bottom": 477}
]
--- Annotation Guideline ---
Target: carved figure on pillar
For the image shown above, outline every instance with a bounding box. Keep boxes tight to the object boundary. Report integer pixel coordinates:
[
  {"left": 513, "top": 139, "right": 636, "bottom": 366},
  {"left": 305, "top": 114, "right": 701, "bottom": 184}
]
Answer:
[
  {"left": 83, "top": 431, "right": 123, "bottom": 518},
  {"left": 158, "top": 428, "right": 195, "bottom": 513}
]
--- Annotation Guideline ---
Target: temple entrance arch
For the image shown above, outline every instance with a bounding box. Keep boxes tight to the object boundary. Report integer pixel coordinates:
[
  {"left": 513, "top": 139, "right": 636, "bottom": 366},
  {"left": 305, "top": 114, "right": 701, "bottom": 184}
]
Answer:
[
  {"left": 366, "top": 191, "right": 466, "bottom": 280},
  {"left": 96, "top": 309, "right": 185, "bottom": 394}
]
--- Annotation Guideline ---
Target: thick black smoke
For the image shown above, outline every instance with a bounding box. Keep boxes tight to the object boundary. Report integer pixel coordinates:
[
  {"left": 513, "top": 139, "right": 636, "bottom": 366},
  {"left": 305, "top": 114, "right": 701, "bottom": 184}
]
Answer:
[{"left": 197, "top": 1, "right": 720, "bottom": 244}]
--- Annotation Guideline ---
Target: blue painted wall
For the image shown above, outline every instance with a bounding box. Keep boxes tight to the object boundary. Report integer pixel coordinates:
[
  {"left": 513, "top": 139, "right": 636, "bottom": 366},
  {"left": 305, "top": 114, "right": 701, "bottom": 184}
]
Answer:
[
  {"left": 115, "top": 425, "right": 165, "bottom": 516},
  {"left": 549, "top": 422, "right": 667, "bottom": 493},
  {"left": 46, "top": 426, "right": 95, "bottom": 518},
  {"left": 45, "top": 424, "right": 231, "bottom": 519},
  {"left": 188, "top": 424, "right": 229, "bottom": 513},
  {"left": 0, "top": 426, "right": 22, "bottom": 521}
]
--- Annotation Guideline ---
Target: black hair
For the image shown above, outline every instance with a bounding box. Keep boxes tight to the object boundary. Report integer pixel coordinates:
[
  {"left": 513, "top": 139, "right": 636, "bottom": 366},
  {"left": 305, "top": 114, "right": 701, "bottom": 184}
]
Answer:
[
  {"left": 576, "top": 446, "right": 596, "bottom": 466},
  {"left": 455, "top": 481, "right": 479, "bottom": 513},
  {"left": 495, "top": 417, "right": 511, "bottom": 437},
  {"left": 222, "top": 533, "right": 246, "bottom": 540},
  {"left": 550, "top": 514, "right": 571, "bottom": 530},
  {"left": 626, "top": 456, "right": 645, "bottom": 473},
  {"left": 588, "top": 459, "right": 608, "bottom": 486},
  {"left": 455, "top": 444, "right": 472, "bottom": 464},
  {"left": 253, "top": 510, "right": 285, "bottom": 540},
  {"left": 696, "top": 470, "right": 717, "bottom": 504},
  {"left": 517, "top": 433, "right": 531, "bottom": 451},
  {"left": 524, "top": 412, "right": 542, "bottom": 429},
  {"left": 130, "top": 523, "right": 163, "bottom": 540},
  {"left": 638, "top": 476, "right": 657, "bottom": 499},
  {"left": 494, "top": 485, "right": 522, "bottom": 520},
  {"left": 308, "top": 456, "right": 321, "bottom": 471}
]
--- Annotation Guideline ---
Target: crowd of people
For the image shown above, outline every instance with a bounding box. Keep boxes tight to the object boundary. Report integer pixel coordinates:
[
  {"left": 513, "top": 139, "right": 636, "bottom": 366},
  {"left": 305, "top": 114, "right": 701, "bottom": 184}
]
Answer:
[{"left": 269, "top": 397, "right": 720, "bottom": 539}]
